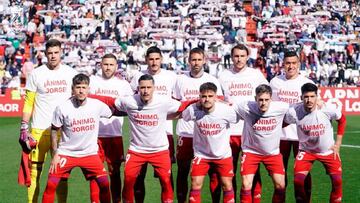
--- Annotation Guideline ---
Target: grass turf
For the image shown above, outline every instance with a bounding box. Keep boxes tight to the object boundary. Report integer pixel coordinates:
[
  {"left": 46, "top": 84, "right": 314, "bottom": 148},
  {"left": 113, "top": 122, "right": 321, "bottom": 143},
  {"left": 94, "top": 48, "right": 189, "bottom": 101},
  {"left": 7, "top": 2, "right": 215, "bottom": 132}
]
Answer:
[{"left": 0, "top": 116, "right": 359, "bottom": 202}]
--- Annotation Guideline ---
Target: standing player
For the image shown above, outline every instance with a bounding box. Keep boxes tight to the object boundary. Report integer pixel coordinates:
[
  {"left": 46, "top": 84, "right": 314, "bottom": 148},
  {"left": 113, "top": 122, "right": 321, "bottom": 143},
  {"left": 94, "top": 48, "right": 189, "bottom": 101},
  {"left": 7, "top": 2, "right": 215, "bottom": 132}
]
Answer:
[
  {"left": 89, "top": 54, "right": 133, "bottom": 203},
  {"left": 130, "top": 46, "right": 178, "bottom": 203},
  {"left": 174, "top": 47, "right": 223, "bottom": 203},
  {"left": 233, "top": 84, "right": 288, "bottom": 203},
  {"left": 284, "top": 83, "right": 346, "bottom": 203},
  {"left": 218, "top": 44, "right": 268, "bottom": 201},
  {"left": 42, "top": 73, "right": 111, "bottom": 203},
  {"left": 270, "top": 51, "right": 314, "bottom": 197},
  {"left": 18, "top": 39, "right": 77, "bottom": 203},
  {"left": 183, "top": 82, "right": 237, "bottom": 203}
]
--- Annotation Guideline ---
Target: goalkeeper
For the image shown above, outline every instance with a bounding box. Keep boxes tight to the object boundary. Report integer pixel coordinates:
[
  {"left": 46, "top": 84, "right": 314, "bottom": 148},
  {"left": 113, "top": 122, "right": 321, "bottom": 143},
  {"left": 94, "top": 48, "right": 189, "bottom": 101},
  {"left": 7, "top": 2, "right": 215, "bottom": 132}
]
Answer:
[{"left": 18, "top": 39, "right": 77, "bottom": 203}]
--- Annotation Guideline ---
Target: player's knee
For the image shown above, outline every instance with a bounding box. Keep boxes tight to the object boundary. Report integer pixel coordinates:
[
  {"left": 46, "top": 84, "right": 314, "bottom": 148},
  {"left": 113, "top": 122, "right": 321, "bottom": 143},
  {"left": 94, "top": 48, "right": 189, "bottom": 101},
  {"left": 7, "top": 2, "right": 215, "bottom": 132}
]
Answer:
[
  {"left": 241, "top": 177, "right": 253, "bottom": 190},
  {"left": 96, "top": 176, "right": 110, "bottom": 190},
  {"left": 294, "top": 173, "right": 306, "bottom": 187}
]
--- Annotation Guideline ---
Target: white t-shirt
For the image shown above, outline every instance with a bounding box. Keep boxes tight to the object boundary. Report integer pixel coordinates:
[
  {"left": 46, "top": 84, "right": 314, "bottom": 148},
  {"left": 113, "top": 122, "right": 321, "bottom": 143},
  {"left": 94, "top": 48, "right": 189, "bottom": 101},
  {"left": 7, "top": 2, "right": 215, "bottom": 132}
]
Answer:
[
  {"left": 218, "top": 67, "right": 268, "bottom": 135},
  {"left": 26, "top": 64, "right": 77, "bottom": 129},
  {"left": 52, "top": 98, "right": 112, "bottom": 157},
  {"left": 174, "top": 72, "right": 223, "bottom": 137},
  {"left": 130, "top": 69, "right": 178, "bottom": 134},
  {"left": 284, "top": 104, "right": 341, "bottom": 155},
  {"left": 234, "top": 101, "right": 289, "bottom": 155},
  {"left": 270, "top": 74, "right": 313, "bottom": 141},
  {"left": 115, "top": 94, "right": 181, "bottom": 153},
  {"left": 183, "top": 102, "right": 237, "bottom": 159},
  {"left": 90, "top": 76, "right": 133, "bottom": 137}
]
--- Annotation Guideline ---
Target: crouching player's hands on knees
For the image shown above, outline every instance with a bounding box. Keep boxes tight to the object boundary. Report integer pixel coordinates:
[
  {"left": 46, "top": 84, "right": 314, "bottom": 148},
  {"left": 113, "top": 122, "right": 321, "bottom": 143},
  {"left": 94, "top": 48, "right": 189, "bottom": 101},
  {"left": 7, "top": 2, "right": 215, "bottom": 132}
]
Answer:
[{"left": 49, "top": 153, "right": 60, "bottom": 174}]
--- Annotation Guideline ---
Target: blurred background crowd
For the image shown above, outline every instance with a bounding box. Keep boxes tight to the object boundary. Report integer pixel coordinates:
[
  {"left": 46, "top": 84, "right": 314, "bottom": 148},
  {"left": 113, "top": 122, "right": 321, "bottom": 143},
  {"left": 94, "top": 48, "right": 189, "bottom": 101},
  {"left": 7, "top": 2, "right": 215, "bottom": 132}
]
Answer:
[{"left": 0, "top": 0, "right": 360, "bottom": 93}]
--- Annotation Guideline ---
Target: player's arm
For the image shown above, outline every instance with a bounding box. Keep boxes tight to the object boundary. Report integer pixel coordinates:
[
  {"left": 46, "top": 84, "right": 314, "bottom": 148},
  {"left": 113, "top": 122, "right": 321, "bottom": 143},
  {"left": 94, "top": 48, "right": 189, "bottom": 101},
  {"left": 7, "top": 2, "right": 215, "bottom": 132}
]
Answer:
[
  {"left": 167, "top": 99, "right": 198, "bottom": 120},
  {"left": 19, "top": 90, "right": 36, "bottom": 148},
  {"left": 49, "top": 124, "right": 61, "bottom": 174},
  {"left": 331, "top": 114, "right": 346, "bottom": 160}
]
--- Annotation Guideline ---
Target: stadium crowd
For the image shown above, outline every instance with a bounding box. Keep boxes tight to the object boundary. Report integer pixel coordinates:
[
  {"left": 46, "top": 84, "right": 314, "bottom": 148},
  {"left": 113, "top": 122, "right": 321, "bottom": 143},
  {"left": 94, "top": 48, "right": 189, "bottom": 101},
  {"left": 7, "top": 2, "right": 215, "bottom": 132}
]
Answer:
[{"left": 0, "top": 0, "right": 360, "bottom": 91}]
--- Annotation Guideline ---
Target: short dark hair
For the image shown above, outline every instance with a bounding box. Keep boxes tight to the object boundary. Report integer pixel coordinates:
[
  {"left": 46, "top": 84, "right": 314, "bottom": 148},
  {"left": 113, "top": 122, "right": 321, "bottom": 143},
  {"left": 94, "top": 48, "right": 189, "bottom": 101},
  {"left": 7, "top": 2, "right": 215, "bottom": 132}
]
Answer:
[
  {"left": 189, "top": 47, "right": 205, "bottom": 59},
  {"left": 146, "top": 46, "right": 162, "bottom": 57},
  {"left": 255, "top": 84, "right": 272, "bottom": 96},
  {"left": 72, "top": 73, "right": 90, "bottom": 86},
  {"left": 45, "top": 39, "right": 62, "bottom": 51},
  {"left": 284, "top": 51, "right": 299, "bottom": 59},
  {"left": 138, "top": 74, "right": 155, "bottom": 84},
  {"left": 301, "top": 83, "right": 318, "bottom": 95},
  {"left": 231, "top": 44, "right": 249, "bottom": 56},
  {"left": 102, "top": 53, "right": 117, "bottom": 60},
  {"left": 199, "top": 82, "right": 217, "bottom": 93}
]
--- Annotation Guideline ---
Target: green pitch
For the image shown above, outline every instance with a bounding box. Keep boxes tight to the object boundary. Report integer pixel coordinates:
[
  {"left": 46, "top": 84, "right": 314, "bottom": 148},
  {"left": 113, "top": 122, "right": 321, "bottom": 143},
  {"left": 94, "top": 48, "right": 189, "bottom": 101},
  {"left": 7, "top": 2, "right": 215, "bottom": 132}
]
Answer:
[{"left": 1, "top": 116, "right": 359, "bottom": 202}]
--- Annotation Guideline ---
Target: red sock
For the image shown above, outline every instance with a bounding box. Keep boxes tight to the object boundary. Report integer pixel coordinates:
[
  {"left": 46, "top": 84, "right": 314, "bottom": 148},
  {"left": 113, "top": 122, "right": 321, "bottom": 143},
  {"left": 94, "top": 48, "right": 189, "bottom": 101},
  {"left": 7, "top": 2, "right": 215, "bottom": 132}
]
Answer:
[
  {"left": 272, "top": 188, "right": 285, "bottom": 203},
  {"left": 223, "top": 189, "right": 235, "bottom": 203},
  {"left": 90, "top": 179, "right": 100, "bottom": 203},
  {"left": 159, "top": 175, "right": 174, "bottom": 203},
  {"left": 294, "top": 173, "right": 307, "bottom": 202},
  {"left": 252, "top": 170, "right": 262, "bottom": 203},
  {"left": 42, "top": 176, "right": 60, "bottom": 203},
  {"left": 304, "top": 173, "right": 312, "bottom": 201},
  {"left": 330, "top": 174, "right": 342, "bottom": 203},
  {"left": 96, "top": 176, "right": 111, "bottom": 203},
  {"left": 240, "top": 189, "right": 252, "bottom": 203},
  {"left": 189, "top": 189, "right": 201, "bottom": 203},
  {"left": 123, "top": 175, "right": 137, "bottom": 203}
]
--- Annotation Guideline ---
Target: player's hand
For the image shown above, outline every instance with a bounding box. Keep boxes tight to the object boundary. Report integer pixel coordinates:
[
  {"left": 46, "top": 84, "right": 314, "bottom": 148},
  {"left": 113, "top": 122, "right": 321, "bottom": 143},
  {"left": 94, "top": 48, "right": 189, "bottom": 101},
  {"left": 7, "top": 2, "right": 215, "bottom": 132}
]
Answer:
[
  {"left": 19, "top": 120, "right": 37, "bottom": 152},
  {"left": 330, "top": 144, "right": 340, "bottom": 160},
  {"left": 49, "top": 154, "right": 60, "bottom": 174}
]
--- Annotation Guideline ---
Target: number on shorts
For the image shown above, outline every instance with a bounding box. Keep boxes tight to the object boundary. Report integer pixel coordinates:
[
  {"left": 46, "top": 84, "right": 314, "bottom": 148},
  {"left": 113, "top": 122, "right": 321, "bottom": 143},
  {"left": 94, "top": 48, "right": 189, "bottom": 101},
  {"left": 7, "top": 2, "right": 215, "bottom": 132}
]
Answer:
[
  {"left": 59, "top": 157, "right": 67, "bottom": 168},
  {"left": 241, "top": 154, "right": 247, "bottom": 164},
  {"left": 125, "top": 154, "right": 131, "bottom": 164},
  {"left": 178, "top": 137, "right": 183, "bottom": 147},
  {"left": 297, "top": 152, "right": 306, "bottom": 160},
  {"left": 192, "top": 157, "right": 202, "bottom": 165}
]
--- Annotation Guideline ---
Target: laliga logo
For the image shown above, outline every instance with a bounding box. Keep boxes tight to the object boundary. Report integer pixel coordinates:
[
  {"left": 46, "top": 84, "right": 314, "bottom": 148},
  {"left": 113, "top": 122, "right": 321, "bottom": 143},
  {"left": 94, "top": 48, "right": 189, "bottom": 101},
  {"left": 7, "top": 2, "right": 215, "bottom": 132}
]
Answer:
[{"left": 326, "top": 98, "right": 342, "bottom": 110}]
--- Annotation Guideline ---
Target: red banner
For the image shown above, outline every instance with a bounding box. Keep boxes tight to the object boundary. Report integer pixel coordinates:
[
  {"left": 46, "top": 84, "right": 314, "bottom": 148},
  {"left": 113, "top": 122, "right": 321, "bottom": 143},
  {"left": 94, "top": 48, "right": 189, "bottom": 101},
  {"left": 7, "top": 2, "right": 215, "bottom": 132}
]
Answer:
[
  {"left": 1, "top": 87, "right": 359, "bottom": 117},
  {"left": 0, "top": 89, "right": 24, "bottom": 117},
  {"left": 319, "top": 87, "right": 360, "bottom": 115}
]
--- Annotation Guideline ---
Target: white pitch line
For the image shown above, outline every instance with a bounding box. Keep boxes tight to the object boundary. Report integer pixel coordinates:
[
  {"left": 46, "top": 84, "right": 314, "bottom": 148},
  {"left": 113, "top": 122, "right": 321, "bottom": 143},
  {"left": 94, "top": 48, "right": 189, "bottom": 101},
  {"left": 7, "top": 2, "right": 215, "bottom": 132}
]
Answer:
[{"left": 342, "top": 144, "right": 360, "bottom": 149}]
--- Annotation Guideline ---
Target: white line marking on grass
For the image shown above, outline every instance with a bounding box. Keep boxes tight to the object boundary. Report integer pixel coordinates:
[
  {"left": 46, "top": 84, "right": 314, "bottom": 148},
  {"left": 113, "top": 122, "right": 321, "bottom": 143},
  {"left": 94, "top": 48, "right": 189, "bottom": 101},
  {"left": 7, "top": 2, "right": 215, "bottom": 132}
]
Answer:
[{"left": 342, "top": 144, "right": 360, "bottom": 149}]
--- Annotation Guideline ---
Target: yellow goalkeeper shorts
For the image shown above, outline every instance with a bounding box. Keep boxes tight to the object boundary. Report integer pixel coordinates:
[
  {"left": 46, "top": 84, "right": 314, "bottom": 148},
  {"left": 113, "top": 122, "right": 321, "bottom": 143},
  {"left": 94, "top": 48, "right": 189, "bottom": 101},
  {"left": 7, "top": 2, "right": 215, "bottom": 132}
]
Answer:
[{"left": 30, "top": 128, "right": 60, "bottom": 163}]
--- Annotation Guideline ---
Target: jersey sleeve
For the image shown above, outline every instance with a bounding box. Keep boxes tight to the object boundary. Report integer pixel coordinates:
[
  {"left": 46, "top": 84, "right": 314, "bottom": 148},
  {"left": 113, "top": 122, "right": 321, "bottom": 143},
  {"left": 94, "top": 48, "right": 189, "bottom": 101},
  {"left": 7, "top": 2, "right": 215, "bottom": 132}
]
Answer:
[
  {"left": 130, "top": 72, "right": 141, "bottom": 92},
  {"left": 123, "top": 81, "right": 135, "bottom": 96},
  {"left": 225, "top": 105, "right": 238, "bottom": 124},
  {"left": 182, "top": 104, "right": 195, "bottom": 122},
  {"left": 284, "top": 107, "right": 297, "bottom": 124},
  {"left": 173, "top": 76, "right": 182, "bottom": 100},
  {"left": 322, "top": 104, "right": 342, "bottom": 120},
  {"left": 233, "top": 101, "right": 248, "bottom": 119},
  {"left": 114, "top": 97, "right": 126, "bottom": 112},
  {"left": 25, "top": 71, "right": 37, "bottom": 92},
  {"left": 98, "top": 100, "right": 112, "bottom": 118},
  {"left": 52, "top": 106, "right": 63, "bottom": 128},
  {"left": 166, "top": 98, "right": 182, "bottom": 114}
]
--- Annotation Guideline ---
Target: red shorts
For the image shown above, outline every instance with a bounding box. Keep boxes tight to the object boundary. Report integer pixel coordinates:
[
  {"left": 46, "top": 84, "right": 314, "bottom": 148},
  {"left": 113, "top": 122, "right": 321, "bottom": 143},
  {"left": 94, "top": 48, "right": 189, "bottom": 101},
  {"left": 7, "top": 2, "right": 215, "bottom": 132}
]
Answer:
[
  {"left": 98, "top": 136, "right": 125, "bottom": 165},
  {"left": 294, "top": 151, "right": 342, "bottom": 175},
  {"left": 191, "top": 156, "right": 234, "bottom": 177},
  {"left": 241, "top": 152, "right": 285, "bottom": 176},
  {"left": 176, "top": 136, "right": 194, "bottom": 161},
  {"left": 124, "top": 150, "right": 171, "bottom": 178},
  {"left": 49, "top": 154, "right": 107, "bottom": 179}
]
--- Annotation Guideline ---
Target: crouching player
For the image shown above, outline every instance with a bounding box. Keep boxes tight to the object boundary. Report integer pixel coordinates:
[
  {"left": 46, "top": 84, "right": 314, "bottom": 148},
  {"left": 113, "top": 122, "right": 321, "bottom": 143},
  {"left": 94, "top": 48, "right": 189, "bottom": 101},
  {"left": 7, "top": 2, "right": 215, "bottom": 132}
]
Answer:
[
  {"left": 42, "top": 74, "right": 111, "bottom": 203},
  {"left": 233, "top": 84, "right": 289, "bottom": 203},
  {"left": 284, "top": 83, "right": 346, "bottom": 203},
  {"left": 182, "top": 82, "right": 237, "bottom": 203}
]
